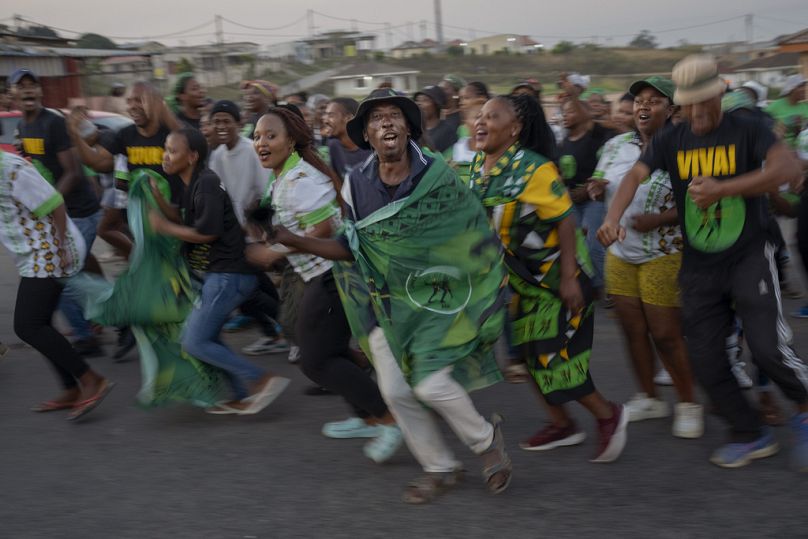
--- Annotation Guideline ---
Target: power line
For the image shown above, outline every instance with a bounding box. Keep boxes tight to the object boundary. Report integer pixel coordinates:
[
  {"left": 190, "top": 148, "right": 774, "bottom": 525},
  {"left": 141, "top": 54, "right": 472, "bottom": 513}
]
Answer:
[
  {"left": 220, "top": 15, "right": 307, "bottom": 32},
  {"left": 14, "top": 15, "right": 214, "bottom": 40},
  {"left": 755, "top": 14, "right": 808, "bottom": 27},
  {"left": 430, "top": 14, "right": 750, "bottom": 41},
  {"left": 224, "top": 32, "right": 307, "bottom": 39},
  {"left": 311, "top": 10, "right": 388, "bottom": 26}
]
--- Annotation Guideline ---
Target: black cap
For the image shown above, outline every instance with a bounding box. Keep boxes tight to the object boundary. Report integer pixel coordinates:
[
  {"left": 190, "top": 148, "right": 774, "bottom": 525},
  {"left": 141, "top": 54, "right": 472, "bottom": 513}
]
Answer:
[
  {"left": 210, "top": 99, "right": 240, "bottom": 123},
  {"left": 346, "top": 89, "right": 423, "bottom": 150},
  {"left": 9, "top": 68, "right": 39, "bottom": 85},
  {"left": 413, "top": 85, "right": 446, "bottom": 109}
]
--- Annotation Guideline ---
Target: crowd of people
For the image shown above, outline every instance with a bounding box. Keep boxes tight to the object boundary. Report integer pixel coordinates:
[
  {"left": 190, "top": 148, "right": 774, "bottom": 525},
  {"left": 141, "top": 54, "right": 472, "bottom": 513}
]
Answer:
[{"left": 1, "top": 53, "right": 808, "bottom": 503}]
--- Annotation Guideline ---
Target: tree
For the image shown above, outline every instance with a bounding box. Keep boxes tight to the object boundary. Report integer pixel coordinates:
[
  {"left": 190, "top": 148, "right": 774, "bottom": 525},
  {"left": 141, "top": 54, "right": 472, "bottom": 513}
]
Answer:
[
  {"left": 552, "top": 41, "right": 575, "bottom": 55},
  {"left": 176, "top": 57, "right": 195, "bottom": 74},
  {"left": 76, "top": 33, "right": 118, "bottom": 50},
  {"left": 446, "top": 45, "right": 465, "bottom": 57},
  {"left": 629, "top": 30, "right": 658, "bottom": 49},
  {"left": 19, "top": 25, "right": 59, "bottom": 38}
]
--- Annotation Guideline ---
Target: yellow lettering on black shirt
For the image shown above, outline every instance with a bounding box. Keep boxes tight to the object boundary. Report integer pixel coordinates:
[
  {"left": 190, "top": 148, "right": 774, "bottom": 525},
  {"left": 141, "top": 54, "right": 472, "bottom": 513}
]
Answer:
[
  {"left": 22, "top": 138, "right": 45, "bottom": 155},
  {"left": 127, "top": 146, "right": 164, "bottom": 166},
  {"left": 676, "top": 145, "right": 736, "bottom": 180}
]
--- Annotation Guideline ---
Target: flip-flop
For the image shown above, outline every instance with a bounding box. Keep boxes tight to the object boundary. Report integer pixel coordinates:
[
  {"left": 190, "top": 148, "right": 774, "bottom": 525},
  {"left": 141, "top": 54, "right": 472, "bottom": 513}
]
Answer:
[
  {"left": 205, "top": 402, "right": 244, "bottom": 415},
  {"left": 242, "top": 376, "right": 290, "bottom": 415},
  {"left": 31, "top": 400, "right": 76, "bottom": 413},
  {"left": 66, "top": 381, "right": 116, "bottom": 421}
]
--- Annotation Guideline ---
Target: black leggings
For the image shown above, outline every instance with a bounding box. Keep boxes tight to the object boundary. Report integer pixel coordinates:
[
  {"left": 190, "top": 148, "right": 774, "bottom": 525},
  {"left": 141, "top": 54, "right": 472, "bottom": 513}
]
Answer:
[
  {"left": 14, "top": 277, "right": 90, "bottom": 389},
  {"left": 296, "top": 270, "right": 388, "bottom": 419},
  {"left": 240, "top": 272, "right": 280, "bottom": 336}
]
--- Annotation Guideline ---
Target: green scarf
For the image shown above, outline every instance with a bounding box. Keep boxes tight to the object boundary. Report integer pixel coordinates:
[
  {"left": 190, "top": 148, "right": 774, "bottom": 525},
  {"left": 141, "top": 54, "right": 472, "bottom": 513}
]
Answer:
[{"left": 334, "top": 155, "right": 505, "bottom": 390}]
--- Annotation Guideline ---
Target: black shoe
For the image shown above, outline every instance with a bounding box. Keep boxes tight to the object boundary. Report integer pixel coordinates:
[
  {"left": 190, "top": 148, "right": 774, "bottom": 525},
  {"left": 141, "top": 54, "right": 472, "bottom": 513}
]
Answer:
[
  {"left": 113, "top": 328, "right": 136, "bottom": 362},
  {"left": 303, "top": 385, "right": 333, "bottom": 396},
  {"left": 74, "top": 338, "right": 104, "bottom": 357}
]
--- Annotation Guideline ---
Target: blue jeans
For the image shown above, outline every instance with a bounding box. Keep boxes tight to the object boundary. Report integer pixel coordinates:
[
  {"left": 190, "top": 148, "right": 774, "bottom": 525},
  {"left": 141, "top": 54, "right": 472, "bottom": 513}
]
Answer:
[
  {"left": 182, "top": 272, "right": 263, "bottom": 400},
  {"left": 60, "top": 210, "right": 102, "bottom": 339},
  {"left": 574, "top": 201, "right": 605, "bottom": 290}
]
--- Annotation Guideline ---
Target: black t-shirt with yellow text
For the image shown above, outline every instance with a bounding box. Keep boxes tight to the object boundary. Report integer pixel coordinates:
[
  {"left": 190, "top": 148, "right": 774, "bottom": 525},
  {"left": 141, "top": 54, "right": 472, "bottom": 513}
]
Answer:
[
  {"left": 640, "top": 114, "right": 776, "bottom": 266},
  {"left": 103, "top": 124, "right": 184, "bottom": 205},
  {"left": 18, "top": 108, "right": 100, "bottom": 218}
]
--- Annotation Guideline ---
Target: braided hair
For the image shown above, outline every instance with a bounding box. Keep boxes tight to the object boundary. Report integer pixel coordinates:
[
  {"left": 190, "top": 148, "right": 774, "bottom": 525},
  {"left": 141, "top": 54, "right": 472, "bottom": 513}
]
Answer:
[
  {"left": 502, "top": 93, "right": 558, "bottom": 161},
  {"left": 262, "top": 107, "right": 343, "bottom": 196}
]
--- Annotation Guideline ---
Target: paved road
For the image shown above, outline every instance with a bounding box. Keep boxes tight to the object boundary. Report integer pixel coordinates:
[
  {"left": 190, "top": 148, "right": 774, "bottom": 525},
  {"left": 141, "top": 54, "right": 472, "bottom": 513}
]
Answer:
[{"left": 1, "top": 245, "right": 807, "bottom": 539}]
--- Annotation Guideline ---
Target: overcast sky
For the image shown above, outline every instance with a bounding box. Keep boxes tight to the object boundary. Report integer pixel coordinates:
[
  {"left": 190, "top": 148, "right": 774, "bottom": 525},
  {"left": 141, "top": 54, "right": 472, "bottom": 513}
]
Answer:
[{"left": 3, "top": 0, "right": 808, "bottom": 48}]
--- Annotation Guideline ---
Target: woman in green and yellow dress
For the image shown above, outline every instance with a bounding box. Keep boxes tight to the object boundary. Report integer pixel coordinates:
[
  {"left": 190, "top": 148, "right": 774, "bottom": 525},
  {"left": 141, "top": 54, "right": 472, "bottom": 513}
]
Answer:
[{"left": 469, "top": 93, "right": 628, "bottom": 462}]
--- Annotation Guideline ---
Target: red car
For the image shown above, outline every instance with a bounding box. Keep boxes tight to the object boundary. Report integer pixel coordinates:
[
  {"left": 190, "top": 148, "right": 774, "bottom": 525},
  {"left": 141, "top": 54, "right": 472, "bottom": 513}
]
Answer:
[{"left": 0, "top": 109, "right": 133, "bottom": 155}]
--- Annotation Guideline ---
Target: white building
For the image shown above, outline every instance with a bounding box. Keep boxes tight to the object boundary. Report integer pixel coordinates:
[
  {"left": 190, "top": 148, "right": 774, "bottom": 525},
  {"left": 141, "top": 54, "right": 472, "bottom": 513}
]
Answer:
[
  {"left": 330, "top": 62, "right": 419, "bottom": 97},
  {"left": 466, "top": 34, "right": 543, "bottom": 55},
  {"left": 725, "top": 52, "right": 802, "bottom": 89},
  {"left": 153, "top": 42, "right": 260, "bottom": 88}
]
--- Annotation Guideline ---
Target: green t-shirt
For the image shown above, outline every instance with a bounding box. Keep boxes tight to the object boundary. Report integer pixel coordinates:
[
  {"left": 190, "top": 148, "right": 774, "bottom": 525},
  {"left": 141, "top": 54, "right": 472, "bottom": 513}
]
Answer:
[{"left": 764, "top": 98, "right": 808, "bottom": 147}]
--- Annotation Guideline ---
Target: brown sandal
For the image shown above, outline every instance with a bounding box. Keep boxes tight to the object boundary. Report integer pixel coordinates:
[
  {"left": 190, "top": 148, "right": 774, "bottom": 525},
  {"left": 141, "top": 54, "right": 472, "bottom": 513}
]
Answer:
[
  {"left": 481, "top": 413, "right": 512, "bottom": 494},
  {"left": 401, "top": 469, "right": 463, "bottom": 504}
]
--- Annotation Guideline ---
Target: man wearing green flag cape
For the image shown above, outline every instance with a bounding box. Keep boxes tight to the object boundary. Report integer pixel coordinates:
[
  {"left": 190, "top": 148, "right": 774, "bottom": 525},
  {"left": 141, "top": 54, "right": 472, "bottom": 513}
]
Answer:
[{"left": 273, "top": 89, "right": 511, "bottom": 504}]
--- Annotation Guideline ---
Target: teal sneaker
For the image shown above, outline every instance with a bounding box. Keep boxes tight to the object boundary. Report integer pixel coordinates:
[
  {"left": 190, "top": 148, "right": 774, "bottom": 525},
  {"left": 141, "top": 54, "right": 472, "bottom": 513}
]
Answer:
[
  {"left": 364, "top": 424, "right": 404, "bottom": 464},
  {"left": 791, "top": 413, "right": 808, "bottom": 472},
  {"left": 223, "top": 314, "right": 254, "bottom": 332},
  {"left": 710, "top": 428, "right": 779, "bottom": 469},
  {"left": 322, "top": 417, "right": 381, "bottom": 439},
  {"left": 791, "top": 305, "right": 808, "bottom": 319}
]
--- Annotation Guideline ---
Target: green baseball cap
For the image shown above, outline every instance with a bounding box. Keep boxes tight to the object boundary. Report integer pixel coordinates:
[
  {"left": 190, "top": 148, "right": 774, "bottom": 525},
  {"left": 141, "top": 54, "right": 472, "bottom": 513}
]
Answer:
[{"left": 629, "top": 76, "right": 675, "bottom": 101}]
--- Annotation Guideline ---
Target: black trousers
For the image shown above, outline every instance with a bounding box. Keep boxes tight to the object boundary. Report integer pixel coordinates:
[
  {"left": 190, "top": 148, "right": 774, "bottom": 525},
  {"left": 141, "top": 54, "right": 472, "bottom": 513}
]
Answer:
[
  {"left": 14, "top": 277, "right": 90, "bottom": 390},
  {"left": 798, "top": 192, "right": 808, "bottom": 284},
  {"left": 240, "top": 272, "right": 280, "bottom": 336},
  {"left": 296, "top": 270, "right": 388, "bottom": 419},
  {"left": 680, "top": 242, "right": 808, "bottom": 442}
]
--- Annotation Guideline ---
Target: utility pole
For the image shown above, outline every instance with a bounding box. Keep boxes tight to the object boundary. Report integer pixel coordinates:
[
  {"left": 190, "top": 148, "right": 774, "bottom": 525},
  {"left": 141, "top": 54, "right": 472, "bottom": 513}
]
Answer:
[
  {"left": 419, "top": 20, "right": 427, "bottom": 41},
  {"left": 215, "top": 14, "right": 226, "bottom": 86},
  {"left": 307, "top": 9, "right": 316, "bottom": 38},
  {"left": 745, "top": 13, "right": 754, "bottom": 44},
  {"left": 385, "top": 23, "right": 392, "bottom": 51},
  {"left": 434, "top": 0, "right": 444, "bottom": 46}
]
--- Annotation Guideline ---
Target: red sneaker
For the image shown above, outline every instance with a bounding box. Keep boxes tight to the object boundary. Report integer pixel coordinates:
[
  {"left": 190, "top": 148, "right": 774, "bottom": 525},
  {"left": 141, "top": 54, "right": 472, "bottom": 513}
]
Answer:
[
  {"left": 519, "top": 422, "right": 586, "bottom": 451},
  {"left": 590, "top": 403, "right": 629, "bottom": 463}
]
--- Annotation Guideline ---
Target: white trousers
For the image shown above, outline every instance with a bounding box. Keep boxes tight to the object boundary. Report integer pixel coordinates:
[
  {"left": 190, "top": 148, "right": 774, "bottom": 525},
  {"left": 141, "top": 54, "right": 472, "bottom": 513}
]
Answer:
[{"left": 368, "top": 327, "right": 494, "bottom": 473}]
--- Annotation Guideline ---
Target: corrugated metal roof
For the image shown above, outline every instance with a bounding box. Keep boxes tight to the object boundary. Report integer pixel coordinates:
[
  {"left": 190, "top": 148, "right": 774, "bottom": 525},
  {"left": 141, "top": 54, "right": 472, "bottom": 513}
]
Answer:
[
  {"left": 0, "top": 56, "right": 65, "bottom": 77},
  {"left": 40, "top": 47, "right": 154, "bottom": 58}
]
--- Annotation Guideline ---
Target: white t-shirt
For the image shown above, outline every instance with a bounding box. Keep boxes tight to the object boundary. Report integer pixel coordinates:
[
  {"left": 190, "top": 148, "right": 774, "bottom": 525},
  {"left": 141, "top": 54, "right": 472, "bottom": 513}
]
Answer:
[
  {"left": 797, "top": 127, "right": 808, "bottom": 160},
  {"left": 0, "top": 152, "right": 85, "bottom": 278},
  {"left": 451, "top": 136, "right": 477, "bottom": 164},
  {"left": 209, "top": 137, "right": 268, "bottom": 227},
  {"left": 268, "top": 154, "right": 340, "bottom": 282},
  {"left": 594, "top": 131, "right": 682, "bottom": 264}
]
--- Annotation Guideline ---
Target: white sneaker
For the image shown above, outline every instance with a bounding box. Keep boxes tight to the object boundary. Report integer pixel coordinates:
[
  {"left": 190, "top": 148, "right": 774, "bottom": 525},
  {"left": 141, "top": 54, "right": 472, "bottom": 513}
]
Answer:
[
  {"left": 288, "top": 345, "right": 301, "bottom": 364},
  {"left": 624, "top": 393, "right": 671, "bottom": 422},
  {"left": 654, "top": 368, "right": 673, "bottom": 386},
  {"left": 242, "top": 337, "right": 291, "bottom": 356},
  {"left": 672, "top": 402, "right": 704, "bottom": 439},
  {"left": 731, "top": 362, "right": 754, "bottom": 389}
]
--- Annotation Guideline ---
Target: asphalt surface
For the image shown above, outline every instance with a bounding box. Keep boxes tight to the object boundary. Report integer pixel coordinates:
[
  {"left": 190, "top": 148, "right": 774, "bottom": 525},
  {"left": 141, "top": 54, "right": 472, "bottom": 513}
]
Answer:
[{"left": 1, "top": 244, "right": 807, "bottom": 539}]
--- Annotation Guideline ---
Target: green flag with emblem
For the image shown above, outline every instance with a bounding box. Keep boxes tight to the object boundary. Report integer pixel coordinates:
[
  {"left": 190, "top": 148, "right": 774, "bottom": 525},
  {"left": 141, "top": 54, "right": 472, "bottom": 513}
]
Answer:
[{"left": 333, "top": 156, "right": 505, "bottom": 390}]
